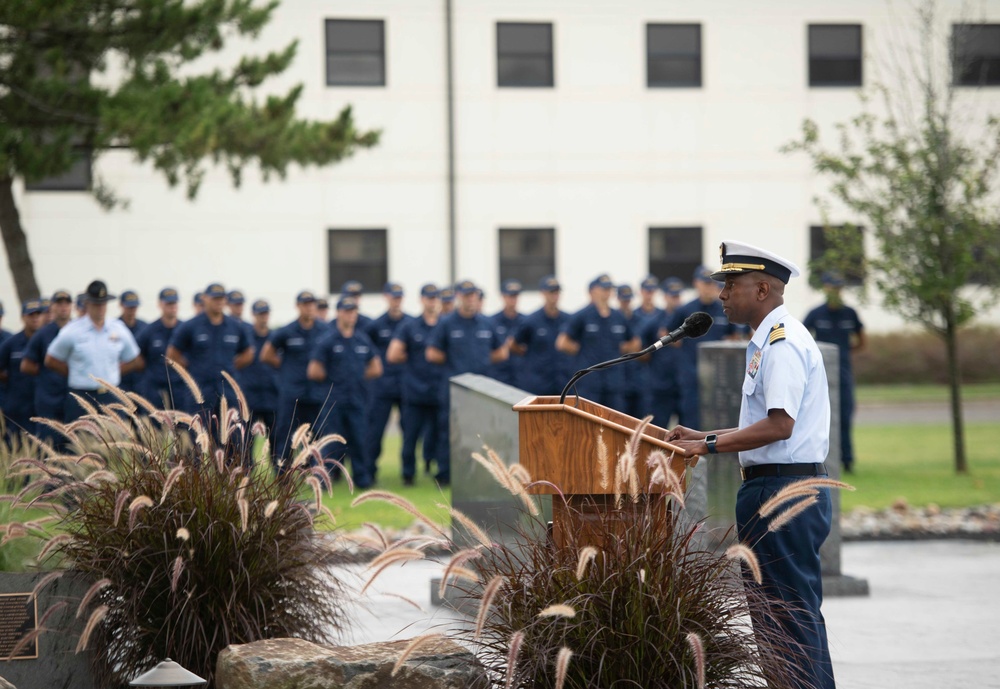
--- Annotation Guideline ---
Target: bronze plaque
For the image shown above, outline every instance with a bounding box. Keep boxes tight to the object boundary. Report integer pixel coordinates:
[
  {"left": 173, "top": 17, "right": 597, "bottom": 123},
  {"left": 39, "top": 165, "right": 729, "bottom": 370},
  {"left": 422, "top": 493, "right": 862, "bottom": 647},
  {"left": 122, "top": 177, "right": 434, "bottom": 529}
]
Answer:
[{"left": 0, "top": 593, "right": 38, "bottom": 660}]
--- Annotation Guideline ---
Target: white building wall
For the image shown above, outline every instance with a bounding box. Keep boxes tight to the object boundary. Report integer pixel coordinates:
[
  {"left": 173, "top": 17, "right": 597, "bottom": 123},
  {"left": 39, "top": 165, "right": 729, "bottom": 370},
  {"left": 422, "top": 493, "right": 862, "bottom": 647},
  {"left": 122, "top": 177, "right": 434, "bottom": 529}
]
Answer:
[{"left": 4, "top": 0, "right": 999, "bottom": 330}]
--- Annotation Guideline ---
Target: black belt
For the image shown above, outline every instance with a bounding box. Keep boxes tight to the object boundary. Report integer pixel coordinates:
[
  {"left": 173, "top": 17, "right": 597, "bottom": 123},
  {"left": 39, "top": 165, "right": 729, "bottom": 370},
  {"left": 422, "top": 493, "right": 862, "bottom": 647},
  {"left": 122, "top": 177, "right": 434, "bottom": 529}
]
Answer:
[{"left": 740, "top": 463, "right": 827, "bottom": 481}]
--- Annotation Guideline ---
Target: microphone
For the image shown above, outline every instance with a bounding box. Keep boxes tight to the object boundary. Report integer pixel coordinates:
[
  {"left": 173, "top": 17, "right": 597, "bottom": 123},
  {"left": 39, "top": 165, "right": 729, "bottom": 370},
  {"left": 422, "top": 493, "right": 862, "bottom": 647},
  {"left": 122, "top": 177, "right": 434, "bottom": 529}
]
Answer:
[{"left": 649, "top": 312, "right": 714, "bottom": 351}]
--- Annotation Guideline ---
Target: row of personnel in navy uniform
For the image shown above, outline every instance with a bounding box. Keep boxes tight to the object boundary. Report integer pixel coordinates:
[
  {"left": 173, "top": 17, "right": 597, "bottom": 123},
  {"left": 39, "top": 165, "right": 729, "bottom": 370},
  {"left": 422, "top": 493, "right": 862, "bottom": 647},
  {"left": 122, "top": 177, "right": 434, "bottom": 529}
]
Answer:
[{"left": 0, "top": 269, "right": 858, "bottom": 483}]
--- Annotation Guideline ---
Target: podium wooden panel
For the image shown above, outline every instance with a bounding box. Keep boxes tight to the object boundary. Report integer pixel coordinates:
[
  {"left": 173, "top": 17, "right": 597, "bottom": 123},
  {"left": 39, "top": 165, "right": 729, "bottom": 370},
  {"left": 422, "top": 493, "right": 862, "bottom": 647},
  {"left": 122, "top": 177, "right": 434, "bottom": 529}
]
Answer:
[{"left": 512, "top": 395, "right": 687, "bottom": 549}]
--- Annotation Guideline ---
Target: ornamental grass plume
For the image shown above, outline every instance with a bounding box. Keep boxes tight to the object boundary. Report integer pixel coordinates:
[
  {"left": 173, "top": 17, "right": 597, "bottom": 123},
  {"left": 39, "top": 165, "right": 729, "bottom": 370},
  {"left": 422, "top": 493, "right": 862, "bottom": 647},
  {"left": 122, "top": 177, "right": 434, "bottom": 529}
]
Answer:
[
  {"left": 0, "top": 376, "right": 355, "bottom": 688},
  {"left": 358, "top": 423, "right": 851, "bottom": 689}
]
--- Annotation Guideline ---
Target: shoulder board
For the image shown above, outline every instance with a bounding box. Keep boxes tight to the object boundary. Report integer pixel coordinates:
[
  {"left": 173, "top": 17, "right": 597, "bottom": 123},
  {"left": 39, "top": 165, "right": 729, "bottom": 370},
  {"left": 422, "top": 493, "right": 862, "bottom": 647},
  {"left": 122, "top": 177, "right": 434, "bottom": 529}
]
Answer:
[{"left": 768, "top": 322, "right": 786, "bottom": 344}]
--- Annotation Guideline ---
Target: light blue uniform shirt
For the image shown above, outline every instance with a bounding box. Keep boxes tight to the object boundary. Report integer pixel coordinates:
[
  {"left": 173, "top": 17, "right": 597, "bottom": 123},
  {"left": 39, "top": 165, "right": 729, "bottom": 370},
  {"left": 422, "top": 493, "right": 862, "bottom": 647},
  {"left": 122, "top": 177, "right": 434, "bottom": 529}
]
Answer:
[
  {"left": 738, "top": 304, "right": 830, "bottom": 468},
  {"left": 46, "top": 316, "right": 141, "bottom": 389}
]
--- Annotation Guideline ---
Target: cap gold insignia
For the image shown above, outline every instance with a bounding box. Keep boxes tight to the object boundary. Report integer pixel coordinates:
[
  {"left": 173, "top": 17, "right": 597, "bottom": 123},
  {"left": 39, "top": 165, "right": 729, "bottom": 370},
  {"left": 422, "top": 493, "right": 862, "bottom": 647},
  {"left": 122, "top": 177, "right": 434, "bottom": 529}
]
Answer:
[{"left": 98, "top": 288, "right": 106, "bottom": 297}]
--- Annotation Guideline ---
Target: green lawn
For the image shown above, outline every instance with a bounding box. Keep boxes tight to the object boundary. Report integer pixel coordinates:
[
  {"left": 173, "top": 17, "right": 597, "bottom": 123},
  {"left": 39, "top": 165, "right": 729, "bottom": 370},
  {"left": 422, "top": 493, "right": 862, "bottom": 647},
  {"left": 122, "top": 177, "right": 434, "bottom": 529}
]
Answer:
[
  {"left": 842, "top": 422, "right": 1000, "bottom": 511},
  {"left": 856, "top": 382, "right": 1000, "bottom": 404},
  {"left": 320, "top": 433, "right": 452, "bottom": 531}
]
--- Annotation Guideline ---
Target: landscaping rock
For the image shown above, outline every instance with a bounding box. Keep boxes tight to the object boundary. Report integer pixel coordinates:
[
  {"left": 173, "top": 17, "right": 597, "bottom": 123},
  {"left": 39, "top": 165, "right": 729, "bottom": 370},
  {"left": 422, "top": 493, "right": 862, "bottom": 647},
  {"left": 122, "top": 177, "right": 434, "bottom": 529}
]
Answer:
[
  {"left": 0, "top": 676, "right": 16, "bottom": 689},
  {"left": 216, "top": 637, "right": 485, "bottom": 689}
]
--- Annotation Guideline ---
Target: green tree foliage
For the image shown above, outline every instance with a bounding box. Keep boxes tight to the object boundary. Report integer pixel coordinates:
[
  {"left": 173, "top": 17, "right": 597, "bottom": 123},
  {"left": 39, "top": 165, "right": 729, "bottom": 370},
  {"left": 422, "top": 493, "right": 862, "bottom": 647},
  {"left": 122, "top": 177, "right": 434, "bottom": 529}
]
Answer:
[
  {"left": 0, "top": 0, "right": 379, "bottom": 299},
  {"left": 784, "top": 2, "right": 1000, "bottom": 474}
]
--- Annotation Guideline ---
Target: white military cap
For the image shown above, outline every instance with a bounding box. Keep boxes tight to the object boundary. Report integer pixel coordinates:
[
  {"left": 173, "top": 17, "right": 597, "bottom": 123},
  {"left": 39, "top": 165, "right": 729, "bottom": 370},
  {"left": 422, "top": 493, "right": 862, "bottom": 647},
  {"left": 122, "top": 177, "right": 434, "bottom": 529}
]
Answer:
[{"left": 711, "top": 240, "right": 801, "bottom": 284}]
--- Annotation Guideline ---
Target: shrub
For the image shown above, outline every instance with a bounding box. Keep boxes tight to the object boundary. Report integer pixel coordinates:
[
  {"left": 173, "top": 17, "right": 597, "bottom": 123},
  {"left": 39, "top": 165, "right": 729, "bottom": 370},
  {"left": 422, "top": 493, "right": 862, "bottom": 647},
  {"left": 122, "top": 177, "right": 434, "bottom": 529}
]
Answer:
[
  {"left": 3, "top": 380, "right": 353, "bottom": 688},
  {"left": 853, "top": 326, "right": 1000, "bottom": 385},
  {"left": 361, "top": 430, "right": 849, "bottom": 688}
]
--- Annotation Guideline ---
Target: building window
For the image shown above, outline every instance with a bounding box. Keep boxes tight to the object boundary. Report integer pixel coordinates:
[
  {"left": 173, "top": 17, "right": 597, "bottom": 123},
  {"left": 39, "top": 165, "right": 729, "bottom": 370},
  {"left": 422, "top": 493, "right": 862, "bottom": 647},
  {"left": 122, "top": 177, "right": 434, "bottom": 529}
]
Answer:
[
  {"left": 328, "top": 229, "right": 388, "bottom": 293},
  {"left": 24, "top": 149, "right": 92, "bottom": 192},
  {"left": 648, "top": 227, "right": 703, "bottom": 284},
  {"left": 647, "top": 24, "right": 702, "bottom": 88},
  {"left": 809, "top": 225, "right": 865, "bottom": 286},
  {"left": 952, "top": 24, "right": 1000, "bottom": 86},
  {"left": 498, "top": 228, "right": 556, "bottom": 288},
  {"left": 808, "top": 24, "right": 863, "bottom": 87},
  {"left": 497, "top": 22, "right": 554, "bottom": 88},
  {"left": 325, "top": 19, "right": 386, "bottom": 87}
]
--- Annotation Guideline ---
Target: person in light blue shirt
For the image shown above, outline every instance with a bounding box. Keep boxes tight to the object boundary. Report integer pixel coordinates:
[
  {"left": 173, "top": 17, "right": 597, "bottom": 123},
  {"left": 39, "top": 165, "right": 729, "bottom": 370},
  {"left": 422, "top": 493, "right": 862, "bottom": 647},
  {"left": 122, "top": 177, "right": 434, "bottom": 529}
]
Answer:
[
  {"left": 45, "top": 281, "right": 142, "bottom": 424},
  {"left": 669, "top": 240, "right": 835, "bottom": 689},
  {"left": 511, "top": 276, "right": 572, "bottom": 396},
  {"left": 0, "top": 300, "right": 46, "bottom": 442}
]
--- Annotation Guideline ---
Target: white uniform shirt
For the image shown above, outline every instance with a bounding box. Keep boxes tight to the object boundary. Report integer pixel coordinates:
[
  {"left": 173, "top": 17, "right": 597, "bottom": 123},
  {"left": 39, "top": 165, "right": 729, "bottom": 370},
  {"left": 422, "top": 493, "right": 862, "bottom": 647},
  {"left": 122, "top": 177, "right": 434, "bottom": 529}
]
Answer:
[
  {"left": 47, "top": 316, "right": 140, "bottom": 389},
  {"left": 738, "top": 304, "right": 830, "bottom": 467}
]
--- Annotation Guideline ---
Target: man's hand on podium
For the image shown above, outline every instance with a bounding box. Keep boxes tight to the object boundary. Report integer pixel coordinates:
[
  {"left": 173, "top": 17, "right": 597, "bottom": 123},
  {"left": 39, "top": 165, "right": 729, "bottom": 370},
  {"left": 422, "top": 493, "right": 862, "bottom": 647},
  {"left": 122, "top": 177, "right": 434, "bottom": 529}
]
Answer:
[{"left": 667, "top": 425, "right": 708, "bottom": 465}]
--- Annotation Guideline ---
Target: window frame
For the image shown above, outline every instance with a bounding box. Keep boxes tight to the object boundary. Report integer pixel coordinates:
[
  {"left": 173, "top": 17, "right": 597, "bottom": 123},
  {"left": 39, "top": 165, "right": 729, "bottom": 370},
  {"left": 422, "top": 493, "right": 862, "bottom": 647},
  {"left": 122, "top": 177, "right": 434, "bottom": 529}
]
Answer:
[
  {"left": 324, "top": 18, "right": 387, "bottom": 87},
  {"left": 808, "top": 224, "right": 865, "bottom": 287},
  {"left": 807, "top": 23, "right": 863, "bottom": 88},
  {"left": 646, "top": 23, "right": 703, "bottom": 88},
  {"left": 496, "top": 21, "right": 555, "bottom": 88},
  {"left": 648, "top": 226, "right": 703, "bottom": 283},
  {"left": 498, "top": 227, "right": 557, "bottom": 290},
  {"left": 951, "top": 23, "right": 1000, "bottom": 87},
  {"left": 327, "top": 228, "right": 389, "bottom": 295},
  {"left": 24, "top": 148, "right": 92, "bottom": 192}
]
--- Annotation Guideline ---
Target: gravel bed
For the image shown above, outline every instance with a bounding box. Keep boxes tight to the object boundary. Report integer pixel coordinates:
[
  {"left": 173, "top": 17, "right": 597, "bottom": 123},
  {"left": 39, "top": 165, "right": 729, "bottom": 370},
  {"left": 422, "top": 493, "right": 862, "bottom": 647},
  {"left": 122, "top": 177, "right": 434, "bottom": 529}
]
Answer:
[{"left": 841, "top": 501, "right": 1000, "bottom": 541}]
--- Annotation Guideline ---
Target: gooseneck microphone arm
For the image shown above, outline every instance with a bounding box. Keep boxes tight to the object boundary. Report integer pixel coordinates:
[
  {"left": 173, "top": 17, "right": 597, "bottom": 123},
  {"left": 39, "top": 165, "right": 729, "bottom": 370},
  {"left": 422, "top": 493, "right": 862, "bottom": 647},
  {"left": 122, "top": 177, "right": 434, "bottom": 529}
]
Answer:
[{"left": 558, "top": 312, "right": 714, "bottom": 405}]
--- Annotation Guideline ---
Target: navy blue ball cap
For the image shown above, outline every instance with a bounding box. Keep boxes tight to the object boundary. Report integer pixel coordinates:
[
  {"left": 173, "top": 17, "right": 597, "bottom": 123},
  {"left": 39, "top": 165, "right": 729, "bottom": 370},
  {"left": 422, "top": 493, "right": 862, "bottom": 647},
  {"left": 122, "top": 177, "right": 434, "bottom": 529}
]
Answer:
[
  {"left": 22, "top": 299, "right": 45, "bottom": 315},
  {"left": 316, "top": 297, "right": 330, "bottom": 309},
  {"left": 336, "top": 296, "right": 359, "bottom": 311},
  {"left": 204, "top": 283, "right": 227, "bottom": 299},
  {"left": 661, "top": 277, "right": 685, "bottom": 295},
  {"left": 193, "top": 291, "right": 203, "bottom": 305},
  {"left": 439, "top": 287, "right": 455, "bottom": 303},
  {"left": 710, "top": 241, "right": 801, "bottom": 284},
  {"left": 821, "top": 272, "right": 846, "bottom": 287},
  {"left": 252, "top": 299, "right": 270, "bottom": 315},
  {"left": 538, "top": 275, "right": 561, "bottom": 292},
  {"left": 501, "top": 279, "right": 523, "bottom": 295},
  {"left": 84, "top": 280, "right": 116, "bottom": 303},
  {"left": 120, "top": 290, "right": 140, "bottom": 307},
  {"left": 455, "top": 279, "right": 478, "bottom": 295},
  {"left": 40, "top": 298, "right": 51, "bottom": 311},
  {"left": 159, "top": 287, "right": 180, "bottom": 303},
  {"left": 589, "top": 274, "right": 614, "bottom": 290},
  {"left": 420, "top": 283, "right": 440, "bottom": 298},
  {"left": 341, "top": 280, "right": 363, "bottom": 296},
  {"left": 383, "top": 282, "right": 404, "bottom": 298},
  {"left": 617, "top": 284, "right": 634, "bottom": 299},
  {"left": 51, "top": 289, "right": 72, "bottom": 303},
  {"left": 640, "top": 274, "right": 660, "bottom": 291},
  {"left": 226, "top": 289, "right": 245, "bottom": 305},
  {"left": 296, "top": 290, "right": 317, "bottom": 304},
  {"left": 75, "top": 293, "right": 86, "bottom": 309}
]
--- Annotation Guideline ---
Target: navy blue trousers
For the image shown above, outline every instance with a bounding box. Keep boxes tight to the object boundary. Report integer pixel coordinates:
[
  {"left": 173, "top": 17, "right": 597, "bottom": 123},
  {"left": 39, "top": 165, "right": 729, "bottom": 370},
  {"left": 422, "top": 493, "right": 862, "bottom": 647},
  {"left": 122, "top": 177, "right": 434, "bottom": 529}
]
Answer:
[
  {"left": 839, "top": 379, "right": 855, "bottom": 471},
  {"left": 322, "top": 402, "right": 372, "bottom": 488},
  {"left": 367, "top": 393, "right": 402, "bottom": 479},
  {"left": 736, "top": 476, "right": 836, "bottom": 689},
  {"left": 400, "top": 401, "right": 439, "bottom": 480}
]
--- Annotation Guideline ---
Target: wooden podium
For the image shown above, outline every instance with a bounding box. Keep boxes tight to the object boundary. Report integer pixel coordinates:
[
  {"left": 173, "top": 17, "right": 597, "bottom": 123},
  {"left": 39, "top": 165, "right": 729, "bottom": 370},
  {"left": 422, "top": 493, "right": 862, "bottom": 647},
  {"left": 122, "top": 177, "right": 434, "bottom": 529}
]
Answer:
[{"left": 512, "top": 395, "right": 687, "bottom": 549}]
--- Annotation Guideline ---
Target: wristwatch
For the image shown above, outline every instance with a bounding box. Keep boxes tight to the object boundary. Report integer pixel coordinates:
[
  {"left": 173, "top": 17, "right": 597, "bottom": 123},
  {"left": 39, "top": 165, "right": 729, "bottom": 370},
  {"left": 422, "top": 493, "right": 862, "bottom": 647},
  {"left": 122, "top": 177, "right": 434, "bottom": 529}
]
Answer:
[{"left": 705, "top": 434, "right": 719, "bottom": 454}]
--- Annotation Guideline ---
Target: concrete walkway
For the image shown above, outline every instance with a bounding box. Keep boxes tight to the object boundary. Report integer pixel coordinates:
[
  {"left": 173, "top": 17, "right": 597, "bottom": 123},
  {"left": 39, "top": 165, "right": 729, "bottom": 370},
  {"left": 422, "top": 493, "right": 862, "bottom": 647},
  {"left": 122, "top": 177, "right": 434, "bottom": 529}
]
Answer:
[
  {"left": 856, "top": 398, "right": 1000, "bottom": 425},
  {"left": 342, "top": 540, "right": 1000, "bottom": 689}
]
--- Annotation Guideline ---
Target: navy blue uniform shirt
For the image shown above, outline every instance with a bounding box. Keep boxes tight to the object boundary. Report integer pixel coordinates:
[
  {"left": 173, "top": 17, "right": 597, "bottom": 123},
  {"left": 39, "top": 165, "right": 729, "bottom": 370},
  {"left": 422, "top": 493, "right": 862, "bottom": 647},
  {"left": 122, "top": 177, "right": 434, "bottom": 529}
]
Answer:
[
  {"left": 640, "top": 312, "right": 682, "bottom": 390},
  {"left": 241, "top": 329, "right": 280, "bottom": 412},
  {"left": 0, "top": 329, "right": 9, "bottom": 407},
  {"left": 667, "top": 299, "right": 734, "bottom": 373},
  {"left": 489, "top": 310, "right": 525, "bottom": 386},
  {"left": 427, "top": 311, "right": 503, "bottom": 394},
  {"left": 514, "top": 307, "right": 571, "bottom": 395},
  {"left": 118, "top": 318, "right": 148, "bottom": 392},
  {"left": 136, "top": 318, "right": 184, "bottom": 399},
  {"left": 310, "top": 327, "right": 376, "bottom": 406},
  {"left": 392, "top": 315, "right": 445, "bottom": 406},
  {"left": 0, "top": 332, "right": 35, "bottom": 419},
  {"left": 561, "top": 304, "right": 634, "bottom": 392},
  {"left": 268, "top": 319, "right": 330, "bottom": 403},
  {"left": 803, "top": 302, "right": 863, "bottom": 378},
  {"left": 168, "top": 314, "right": 251, "bottom": 400},
  {"left": 24, "top": 321, "right": 68, "bottom": 415},
  {"left": 365, "top": 312, "right": 411, "bottom": 398}
]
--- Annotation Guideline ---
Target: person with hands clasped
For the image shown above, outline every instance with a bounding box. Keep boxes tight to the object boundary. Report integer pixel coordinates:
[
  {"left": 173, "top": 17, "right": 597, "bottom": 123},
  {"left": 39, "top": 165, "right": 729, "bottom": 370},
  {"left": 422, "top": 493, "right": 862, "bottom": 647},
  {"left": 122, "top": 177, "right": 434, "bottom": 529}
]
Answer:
[{"left": 667, "top": 240, "right": 836, "bottom": 689}]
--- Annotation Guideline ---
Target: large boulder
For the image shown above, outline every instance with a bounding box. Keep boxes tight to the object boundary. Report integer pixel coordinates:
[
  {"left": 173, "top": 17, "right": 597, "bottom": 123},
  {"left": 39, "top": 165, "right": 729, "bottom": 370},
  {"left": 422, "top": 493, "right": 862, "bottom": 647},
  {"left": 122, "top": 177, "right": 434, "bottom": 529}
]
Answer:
[{"left": 216, "top": 637, "right": 486, "bottom": 689}]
